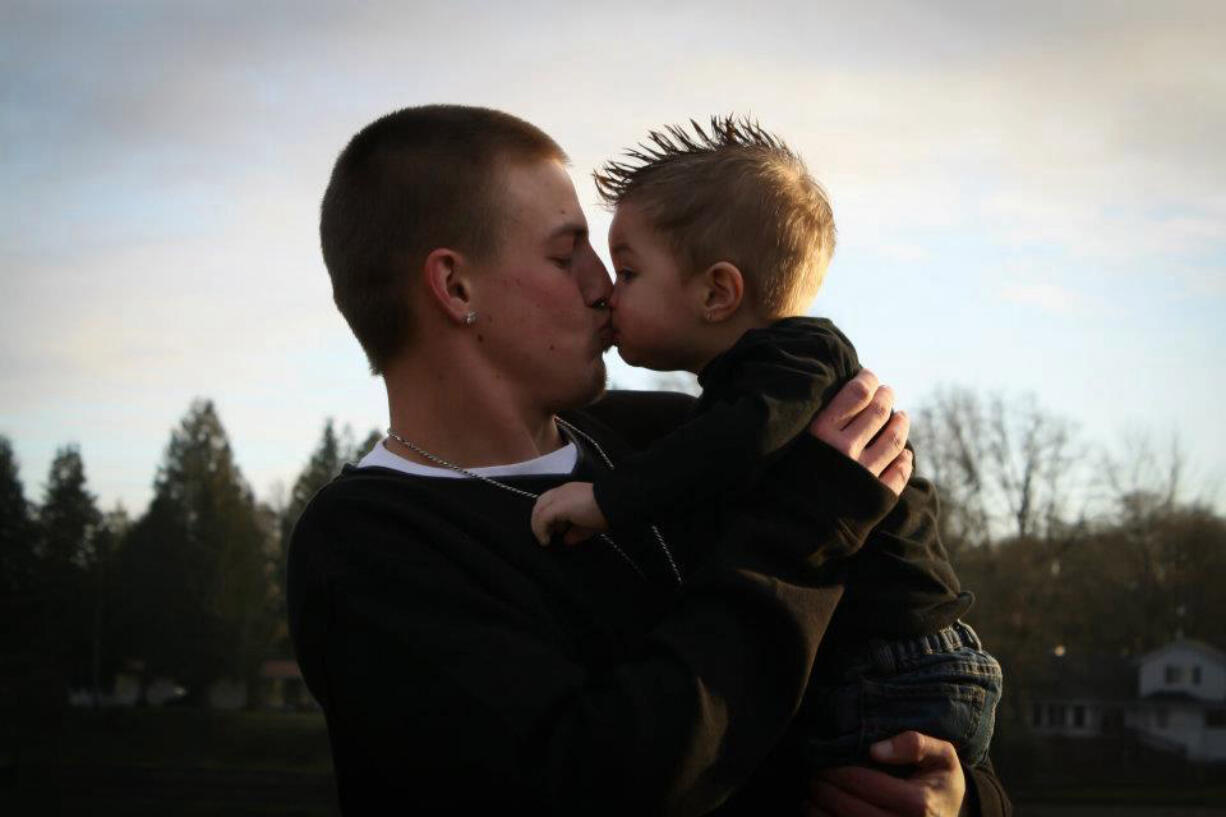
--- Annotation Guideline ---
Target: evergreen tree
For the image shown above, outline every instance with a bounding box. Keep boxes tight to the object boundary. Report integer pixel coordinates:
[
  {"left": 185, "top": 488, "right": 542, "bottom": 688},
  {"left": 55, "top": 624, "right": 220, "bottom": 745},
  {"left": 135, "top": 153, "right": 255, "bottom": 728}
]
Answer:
[
  {"left": 287, "top": 419, "right": 344, "bottom": 526},
  {"left": 0, "top": 436, "right": 35, "bottom": 598},
  {"left": 39, "top": 445, "right": 102, "bottom": 569},
  {"left": 0, "top": 435, "right": 37, "bottom": 682},
  {"left": 278, "top": 420, "right": 381, "bottom": 552},
  {"left": 84, "top": 506, "right": 128, "bottom": 704},
  {"left": 119, "top": 399, "right": 274, "bottom": 707},
  {"left": 0, "top": 437, "right": 63, "bottom": 751},
  {"left": 351, "top": 428, "right": 383, "bottom": 464},
  {"left": 37, "top": 445, "right": 104, "bottom": 688},
  {"left": 270, "top": 419, "right": 351, "bottom": 656}
]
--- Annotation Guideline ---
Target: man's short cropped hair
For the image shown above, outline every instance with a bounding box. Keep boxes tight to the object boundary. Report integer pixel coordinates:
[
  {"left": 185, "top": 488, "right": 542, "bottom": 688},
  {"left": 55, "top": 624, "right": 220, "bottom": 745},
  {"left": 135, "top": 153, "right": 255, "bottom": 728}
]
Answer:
[
  {"left": 594, "top": 116, "right": 835, "bottom": 317},
  {"left": 320, "top": 105, "right": 566, "bottom": 375}
]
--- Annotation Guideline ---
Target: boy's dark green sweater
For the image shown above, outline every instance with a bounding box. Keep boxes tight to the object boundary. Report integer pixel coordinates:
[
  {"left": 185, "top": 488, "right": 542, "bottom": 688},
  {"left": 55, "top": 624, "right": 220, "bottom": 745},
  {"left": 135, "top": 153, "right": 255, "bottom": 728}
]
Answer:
[{"left": 287, "top": 390, "right": 1008, "bottom": 816}]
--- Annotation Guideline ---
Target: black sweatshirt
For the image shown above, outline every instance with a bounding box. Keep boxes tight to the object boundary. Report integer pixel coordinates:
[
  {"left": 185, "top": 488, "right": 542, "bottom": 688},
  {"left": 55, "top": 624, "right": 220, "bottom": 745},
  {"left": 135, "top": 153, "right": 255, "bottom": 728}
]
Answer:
[
  {"left": 594, "top": 318, "right": 861, "bottom": 530},
  {"left": 287, "top": 390, "right": 1010, "bottom": 816},
  {"left": 594, "top": 317, "right": 972, "bottom": 644}
]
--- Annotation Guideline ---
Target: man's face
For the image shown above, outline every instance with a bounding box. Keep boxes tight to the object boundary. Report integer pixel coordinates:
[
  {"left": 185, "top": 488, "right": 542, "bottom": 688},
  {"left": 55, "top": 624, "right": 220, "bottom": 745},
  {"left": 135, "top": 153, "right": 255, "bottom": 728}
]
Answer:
[
  {"left": 607, "top": 201, "right": 705, "bottom": 372},
  {"left": 470, "top": 159, "right": 613, "bottom": 412}
]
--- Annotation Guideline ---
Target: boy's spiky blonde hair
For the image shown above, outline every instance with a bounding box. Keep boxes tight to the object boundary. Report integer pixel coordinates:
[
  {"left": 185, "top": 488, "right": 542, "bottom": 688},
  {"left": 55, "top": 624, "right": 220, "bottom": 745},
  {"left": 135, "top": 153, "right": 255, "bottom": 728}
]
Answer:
[{"left": 595, "top": 116, "right": 836, "bottom": 317}]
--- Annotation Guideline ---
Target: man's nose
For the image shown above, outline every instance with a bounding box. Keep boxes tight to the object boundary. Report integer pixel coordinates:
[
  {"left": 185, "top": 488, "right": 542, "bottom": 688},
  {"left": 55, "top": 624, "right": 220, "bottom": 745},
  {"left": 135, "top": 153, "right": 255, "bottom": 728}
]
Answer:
[{"left": 576, "top": 244, "right": 613, "bottom": 308}]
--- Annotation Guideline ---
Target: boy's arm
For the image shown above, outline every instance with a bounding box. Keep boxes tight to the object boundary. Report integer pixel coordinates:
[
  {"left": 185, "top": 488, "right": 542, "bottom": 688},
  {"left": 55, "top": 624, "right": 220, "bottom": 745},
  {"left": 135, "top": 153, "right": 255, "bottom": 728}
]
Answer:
[{"left": 596, "top": 322, "right": 860, "bottom": 529}]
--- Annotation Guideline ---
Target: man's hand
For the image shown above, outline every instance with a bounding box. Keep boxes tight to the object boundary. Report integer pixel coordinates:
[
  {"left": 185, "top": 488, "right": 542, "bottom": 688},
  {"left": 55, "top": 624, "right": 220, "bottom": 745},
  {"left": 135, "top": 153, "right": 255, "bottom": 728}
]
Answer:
[
  {"left": 808, "top": 370, "right": 913, "bottom": 495},
  {"left": 806, "top": 732, "right": 966, "bottom": 817},
  {"left": 530, "top": 481, "right": 608, "bottom": 546}
]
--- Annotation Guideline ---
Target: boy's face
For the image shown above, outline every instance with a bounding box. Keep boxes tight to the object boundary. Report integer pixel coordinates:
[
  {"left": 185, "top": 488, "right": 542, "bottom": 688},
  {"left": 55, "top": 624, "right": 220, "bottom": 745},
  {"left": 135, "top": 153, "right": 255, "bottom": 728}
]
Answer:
[{"left": 607, "top": 201, "right": 706, "bottom": 372}]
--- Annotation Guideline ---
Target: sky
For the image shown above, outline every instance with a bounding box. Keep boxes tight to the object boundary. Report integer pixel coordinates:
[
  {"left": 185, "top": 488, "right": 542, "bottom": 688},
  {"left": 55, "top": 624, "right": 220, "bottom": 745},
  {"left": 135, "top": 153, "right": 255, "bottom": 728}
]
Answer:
[{"left": 2, "top": 0, "right": 1223, "bottom": 516}]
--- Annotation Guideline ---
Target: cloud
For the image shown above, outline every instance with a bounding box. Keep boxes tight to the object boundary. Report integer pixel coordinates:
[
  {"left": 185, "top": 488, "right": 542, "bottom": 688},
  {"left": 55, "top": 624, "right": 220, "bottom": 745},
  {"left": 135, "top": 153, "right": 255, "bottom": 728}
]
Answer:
[
  {"left": 3, "top": 0, "right": 1224, "bottom": 511},
  {"left": 1000, "top": 283, "right": 1094, "bottom": 315}
]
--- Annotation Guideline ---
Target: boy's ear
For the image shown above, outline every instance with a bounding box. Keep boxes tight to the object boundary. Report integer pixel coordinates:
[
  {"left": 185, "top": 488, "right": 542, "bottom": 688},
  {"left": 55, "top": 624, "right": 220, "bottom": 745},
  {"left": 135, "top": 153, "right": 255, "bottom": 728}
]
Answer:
[
  {"left": 697, "top": 262, "right": 745, "bottom": 322},
  {"left": 422, "top": 248, "right": 477, "bottom": 326}
]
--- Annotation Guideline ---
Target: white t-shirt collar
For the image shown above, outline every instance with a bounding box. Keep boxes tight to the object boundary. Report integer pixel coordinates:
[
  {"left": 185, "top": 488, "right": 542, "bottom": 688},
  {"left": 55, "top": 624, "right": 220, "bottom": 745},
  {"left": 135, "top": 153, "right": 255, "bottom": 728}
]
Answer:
[{"left": 356, "top": 436, "right": 578, "bottom": 479}]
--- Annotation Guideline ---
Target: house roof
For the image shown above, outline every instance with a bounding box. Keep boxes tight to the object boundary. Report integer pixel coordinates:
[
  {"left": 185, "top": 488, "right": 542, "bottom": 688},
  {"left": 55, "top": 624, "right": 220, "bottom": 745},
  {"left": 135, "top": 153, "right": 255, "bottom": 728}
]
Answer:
[
  {"left": 1141, "top": 689, "right": 1208, "bottom": 703},
  {"left": 1136, "top": 638, "right": 1226, "bottom": 668}
]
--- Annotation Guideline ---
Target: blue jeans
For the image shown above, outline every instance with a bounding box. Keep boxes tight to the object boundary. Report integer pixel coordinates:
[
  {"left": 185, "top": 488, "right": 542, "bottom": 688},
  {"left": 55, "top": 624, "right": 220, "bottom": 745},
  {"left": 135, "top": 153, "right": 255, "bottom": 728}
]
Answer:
[{"left": 798, "top": 621, "right": 1002, "bottom": 768}]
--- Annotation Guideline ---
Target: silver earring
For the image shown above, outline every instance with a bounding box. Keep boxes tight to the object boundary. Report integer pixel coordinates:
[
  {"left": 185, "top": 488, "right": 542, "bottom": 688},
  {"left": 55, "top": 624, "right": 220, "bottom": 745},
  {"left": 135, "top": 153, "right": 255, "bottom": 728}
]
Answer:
[{"left": 463, "top": 311, "right": 477, "bottom": 326}]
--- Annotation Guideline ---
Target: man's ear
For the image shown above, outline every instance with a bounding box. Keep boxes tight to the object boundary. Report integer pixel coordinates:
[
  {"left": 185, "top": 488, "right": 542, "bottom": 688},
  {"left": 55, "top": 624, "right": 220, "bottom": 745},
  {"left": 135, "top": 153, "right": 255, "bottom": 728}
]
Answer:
[
  {"left": 422, "top": 248, "right": 476, "bottom": 325},
  {"left": 698, "top": 262, "right": 745, "bottom": 322}
]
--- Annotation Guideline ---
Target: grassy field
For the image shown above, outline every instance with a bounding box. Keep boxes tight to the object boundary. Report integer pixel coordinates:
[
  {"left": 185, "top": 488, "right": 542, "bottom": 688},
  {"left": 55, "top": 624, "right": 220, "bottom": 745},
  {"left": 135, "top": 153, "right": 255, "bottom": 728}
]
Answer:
[
  {"left": 993, "top": 732, "right": 1226, "bottom": 811},
  {"left": 1, "top": 708, "right": 337, "bottom": 816},
  {"left": 1022, "top": 809, "right": 1226, "bottom": 816},
  {"left": 2, "top": 709, "right": 1224, "bottom": 815}
]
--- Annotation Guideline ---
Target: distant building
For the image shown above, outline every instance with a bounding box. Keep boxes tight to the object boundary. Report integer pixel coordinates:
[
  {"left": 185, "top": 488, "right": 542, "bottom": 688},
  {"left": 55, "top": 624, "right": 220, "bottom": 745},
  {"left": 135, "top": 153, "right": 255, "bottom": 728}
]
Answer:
[
  {"left": 261, "top": 658, "right": 315, "bottom": 711},
  {"left": 1030, "top": 638, "right": 1226, "bottom": 762},
  {"left": 1029, "top": 650, "right": 1133, "bottom": 739},
  {"left": 1130, "top": 639, "right": 1226, "bottom": 762},
  {"left": 68, "top": 658, "right": 315, "bottom": 711}
]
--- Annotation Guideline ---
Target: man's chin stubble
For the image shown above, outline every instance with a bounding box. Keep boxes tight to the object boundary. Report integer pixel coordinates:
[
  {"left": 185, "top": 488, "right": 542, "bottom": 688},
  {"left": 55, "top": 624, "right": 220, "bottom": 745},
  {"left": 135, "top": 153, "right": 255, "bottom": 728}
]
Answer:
[{"left": 580, "top": 360, "right": 608, "bottom": 407}]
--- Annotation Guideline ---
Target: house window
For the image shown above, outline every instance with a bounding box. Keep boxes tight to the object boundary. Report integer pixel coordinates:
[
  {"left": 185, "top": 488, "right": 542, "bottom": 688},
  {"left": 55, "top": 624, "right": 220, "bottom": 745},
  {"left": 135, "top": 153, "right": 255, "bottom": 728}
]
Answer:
[
  {"left": 1192, "top": 666, "right": 1202, "bottom": 685},
  {"left": 1156, "top": 708, "right": 1169, "bottom": 729},
  {"left": 1048, "top": 704, "right": 1066, "bottom": 727},
  {"left": 1073, "top": 705, "right": 1086, "bottom": 727},
  {"left": 1165, "top": 664, "right": 1183, "bottom": 684},
  {"left": 1207, "top": 709, "right": 1226, "bottom": 728}
]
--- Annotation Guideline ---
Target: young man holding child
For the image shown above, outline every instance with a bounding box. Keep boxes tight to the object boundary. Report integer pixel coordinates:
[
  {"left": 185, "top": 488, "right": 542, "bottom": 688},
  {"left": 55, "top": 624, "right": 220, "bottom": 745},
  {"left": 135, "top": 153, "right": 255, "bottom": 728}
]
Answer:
[{"left": 288, "top": 104, "right": 1011, "bottom": 815}]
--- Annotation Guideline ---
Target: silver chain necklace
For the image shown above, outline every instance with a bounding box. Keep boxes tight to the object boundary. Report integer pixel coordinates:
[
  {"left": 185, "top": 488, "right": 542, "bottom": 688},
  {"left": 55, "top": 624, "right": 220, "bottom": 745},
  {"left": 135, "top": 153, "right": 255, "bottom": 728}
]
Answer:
[{"left": 385, "top": 418, "right": 684, "bottom": 586}]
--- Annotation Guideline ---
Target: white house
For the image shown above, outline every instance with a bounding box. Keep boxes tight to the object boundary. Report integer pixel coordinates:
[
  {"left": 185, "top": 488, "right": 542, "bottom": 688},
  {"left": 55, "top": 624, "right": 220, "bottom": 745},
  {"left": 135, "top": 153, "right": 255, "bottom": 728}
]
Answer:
[
  {"left": 1030, "top": 638, "right": 1226, "bottom": 762},
  {"left": 1129, "top": 639, "right": 1226, "bottom": 762}
]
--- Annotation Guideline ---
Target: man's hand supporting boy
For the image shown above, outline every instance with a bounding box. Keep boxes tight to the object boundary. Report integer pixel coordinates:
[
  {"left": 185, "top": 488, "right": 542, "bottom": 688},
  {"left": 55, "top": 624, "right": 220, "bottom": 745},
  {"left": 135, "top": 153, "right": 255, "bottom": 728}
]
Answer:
[{"left": 807, "top": 731, "right": 967, "bottom": 817}]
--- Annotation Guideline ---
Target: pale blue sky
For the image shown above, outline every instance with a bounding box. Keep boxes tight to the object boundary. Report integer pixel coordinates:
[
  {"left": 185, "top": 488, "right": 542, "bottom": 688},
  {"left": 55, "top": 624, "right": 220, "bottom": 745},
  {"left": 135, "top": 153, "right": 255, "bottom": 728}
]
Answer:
[{"left": 2, "top": 0, "right": 1223, "bottom": 515}]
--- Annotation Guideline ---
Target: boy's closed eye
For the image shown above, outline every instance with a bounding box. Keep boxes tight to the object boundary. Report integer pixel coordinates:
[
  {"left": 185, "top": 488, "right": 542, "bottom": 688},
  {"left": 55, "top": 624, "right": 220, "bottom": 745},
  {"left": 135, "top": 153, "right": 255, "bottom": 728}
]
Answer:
[{"left": 615, "top": 269, "right": 636, "bottom": 282}]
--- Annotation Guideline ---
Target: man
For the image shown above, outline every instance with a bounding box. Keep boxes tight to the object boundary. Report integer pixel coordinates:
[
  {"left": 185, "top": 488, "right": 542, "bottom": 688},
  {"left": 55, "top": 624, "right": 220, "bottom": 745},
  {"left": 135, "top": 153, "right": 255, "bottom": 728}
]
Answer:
[{"left": 289, "top": 105, "right": 1010, "bottom": 815}]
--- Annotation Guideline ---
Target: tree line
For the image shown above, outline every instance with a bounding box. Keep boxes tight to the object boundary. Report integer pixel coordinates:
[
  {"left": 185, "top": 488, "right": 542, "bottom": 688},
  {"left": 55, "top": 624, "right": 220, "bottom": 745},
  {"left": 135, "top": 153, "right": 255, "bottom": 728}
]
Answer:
[
  {"left": 1, "top": 391, "right": 1223, "bottom": 734},
  {"left": 912, "top": 387, "right": 1226, "bottom": 734},
  {"left": 0, "top": 399, "right": 378, "bottom": 716}
]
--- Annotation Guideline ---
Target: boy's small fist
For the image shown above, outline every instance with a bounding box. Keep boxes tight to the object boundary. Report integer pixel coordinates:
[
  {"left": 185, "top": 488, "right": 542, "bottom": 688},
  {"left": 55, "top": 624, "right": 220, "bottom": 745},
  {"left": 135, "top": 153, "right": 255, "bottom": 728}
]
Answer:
[{"left": 530, "top": 482, "right": 608, "bottom": 546}]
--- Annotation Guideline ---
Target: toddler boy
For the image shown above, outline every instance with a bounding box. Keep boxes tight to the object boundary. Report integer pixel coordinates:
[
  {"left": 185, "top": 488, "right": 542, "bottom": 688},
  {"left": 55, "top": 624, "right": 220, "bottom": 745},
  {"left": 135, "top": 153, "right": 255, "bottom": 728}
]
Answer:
[{"left": 531, "top": 116, "right": 1001, "bottom": 769}]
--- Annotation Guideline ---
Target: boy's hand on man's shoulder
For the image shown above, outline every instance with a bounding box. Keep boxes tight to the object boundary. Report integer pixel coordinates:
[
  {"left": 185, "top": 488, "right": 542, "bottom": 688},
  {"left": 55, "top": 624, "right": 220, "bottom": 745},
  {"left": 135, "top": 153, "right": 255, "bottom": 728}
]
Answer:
[{"left": 808, "top": 370, "right": 913, "bottom": 495}]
